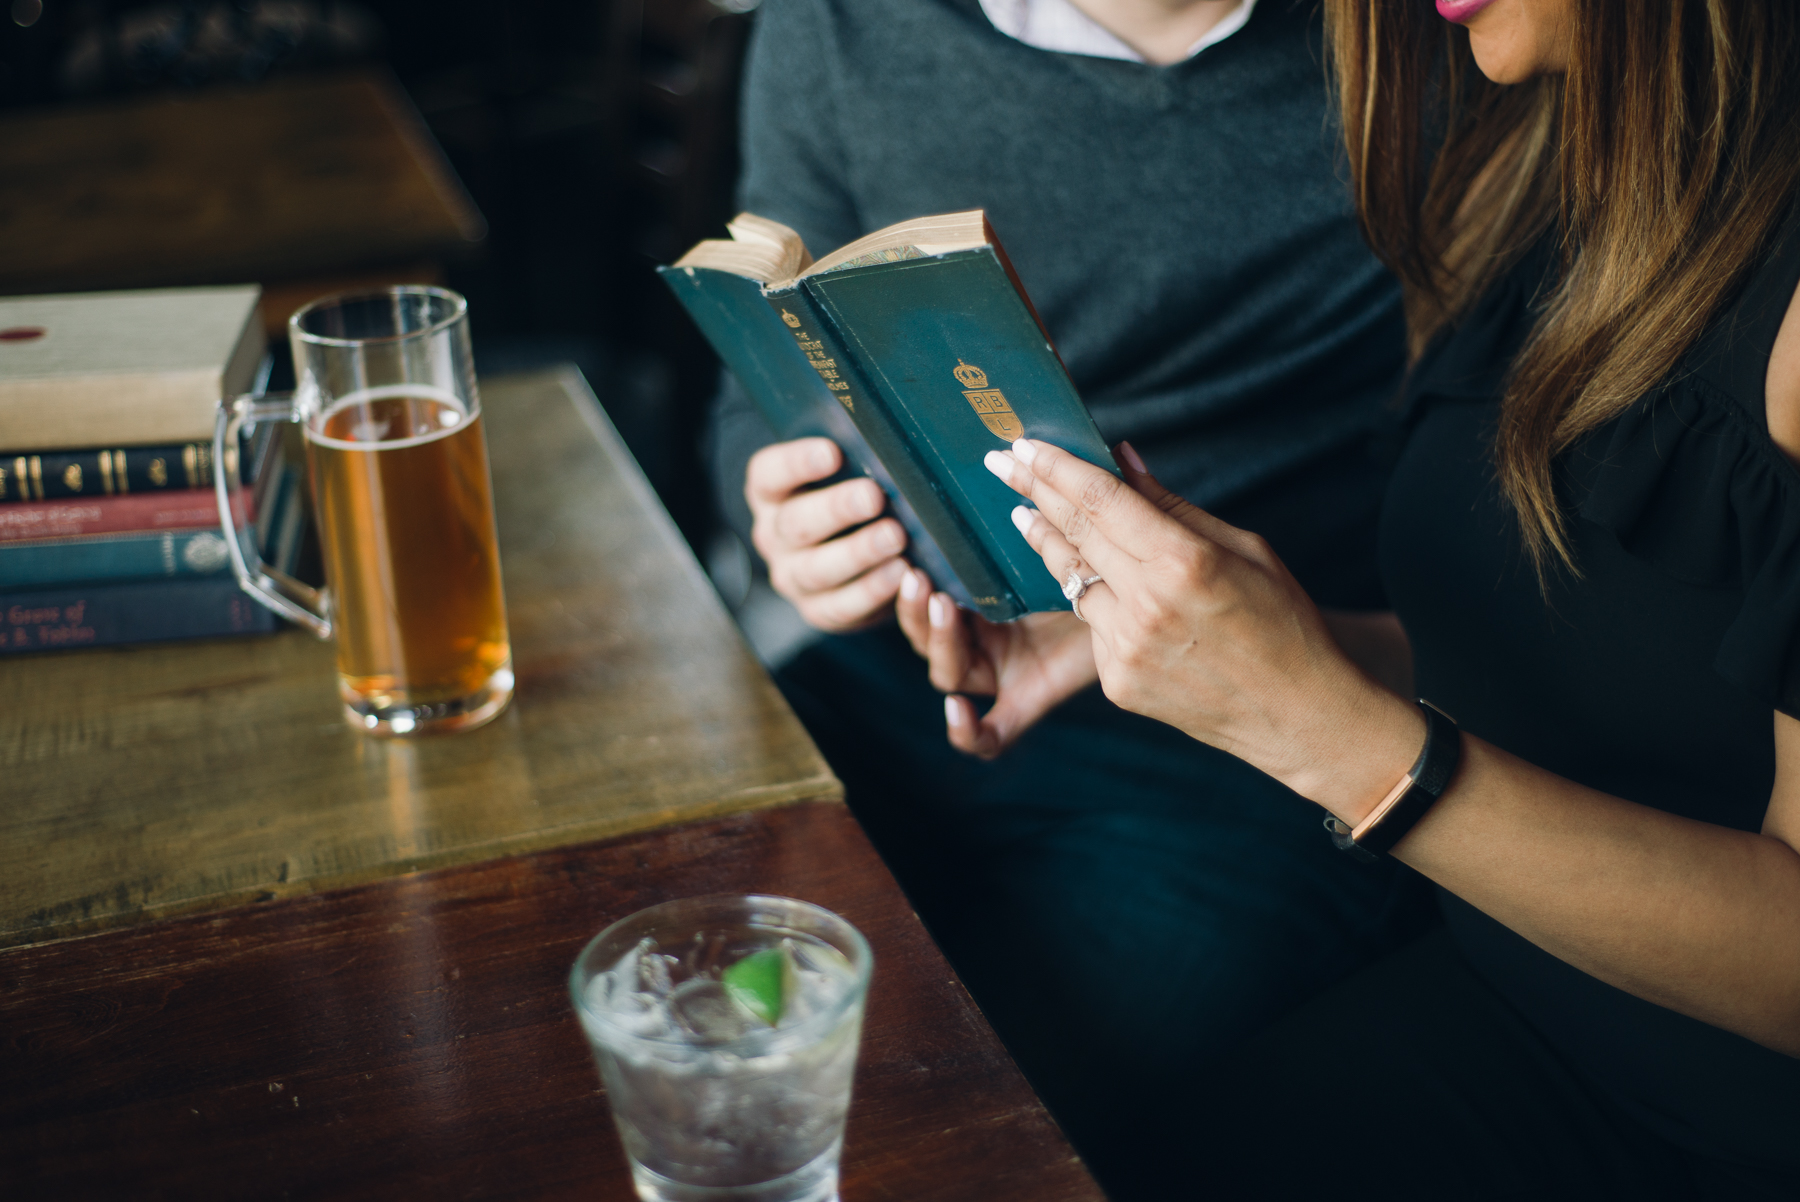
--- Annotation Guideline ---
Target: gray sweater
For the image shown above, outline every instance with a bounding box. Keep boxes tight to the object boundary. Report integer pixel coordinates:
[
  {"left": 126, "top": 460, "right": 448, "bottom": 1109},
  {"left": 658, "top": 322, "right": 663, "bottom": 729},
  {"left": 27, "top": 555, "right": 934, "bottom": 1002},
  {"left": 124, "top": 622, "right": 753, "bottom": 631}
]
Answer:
[{"left": 708, "top": 0, "right": 1405, "bottom": 603}]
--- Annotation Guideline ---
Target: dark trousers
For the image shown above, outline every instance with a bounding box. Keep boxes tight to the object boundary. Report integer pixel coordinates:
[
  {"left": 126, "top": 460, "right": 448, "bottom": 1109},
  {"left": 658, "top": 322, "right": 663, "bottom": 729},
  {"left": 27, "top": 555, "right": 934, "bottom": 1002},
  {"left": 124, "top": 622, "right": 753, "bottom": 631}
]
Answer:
[
  {"left": 776, "top": 625, "right": 1437, "bottom": 1189},
  {"left": 1106, "top": 924, "right": 1800, "bottom": 1201}
]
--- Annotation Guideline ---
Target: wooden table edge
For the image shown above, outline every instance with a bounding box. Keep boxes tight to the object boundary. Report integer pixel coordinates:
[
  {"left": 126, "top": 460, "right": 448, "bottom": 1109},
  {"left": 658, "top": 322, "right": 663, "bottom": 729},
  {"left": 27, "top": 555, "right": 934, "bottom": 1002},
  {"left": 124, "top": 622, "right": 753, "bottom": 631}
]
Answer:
[{"left": 2, "top": 777, "right": 845, "bottom": 954}]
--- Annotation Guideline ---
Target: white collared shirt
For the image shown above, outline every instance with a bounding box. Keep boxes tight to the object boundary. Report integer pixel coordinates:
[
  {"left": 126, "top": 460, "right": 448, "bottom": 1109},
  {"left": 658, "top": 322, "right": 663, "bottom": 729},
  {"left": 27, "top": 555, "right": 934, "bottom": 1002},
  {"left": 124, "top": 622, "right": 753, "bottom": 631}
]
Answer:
[{"left": 978, "top": 0, "right": 1256, "bottom": 63}]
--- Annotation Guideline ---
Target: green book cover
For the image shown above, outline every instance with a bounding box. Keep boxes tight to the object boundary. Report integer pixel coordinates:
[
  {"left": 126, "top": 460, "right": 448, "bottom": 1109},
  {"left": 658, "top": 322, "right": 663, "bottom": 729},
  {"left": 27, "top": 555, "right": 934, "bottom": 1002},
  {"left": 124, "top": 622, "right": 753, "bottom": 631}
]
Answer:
[
  {"left": 660, "top": 263, "right": 990, "bottom": 614},
  {"left": 660, "top": 210, "right": 1118, "bottom": 620},
  {"left": 802, "top": 247, "right": 1116, "bottom": 613},
  {"left": 761, "top": 284, "right": 1019, "bottom": 617},
  {"left": 0, "top": 526, "right": 234, "bottom": 588}
]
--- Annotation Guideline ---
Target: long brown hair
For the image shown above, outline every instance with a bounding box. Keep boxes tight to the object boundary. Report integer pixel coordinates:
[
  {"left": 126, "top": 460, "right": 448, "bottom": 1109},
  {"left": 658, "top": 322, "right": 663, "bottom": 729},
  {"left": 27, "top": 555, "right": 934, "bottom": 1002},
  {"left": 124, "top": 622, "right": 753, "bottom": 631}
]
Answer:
[{"left": 1324, "top": 0, "right": 1800, "bottom": 576}]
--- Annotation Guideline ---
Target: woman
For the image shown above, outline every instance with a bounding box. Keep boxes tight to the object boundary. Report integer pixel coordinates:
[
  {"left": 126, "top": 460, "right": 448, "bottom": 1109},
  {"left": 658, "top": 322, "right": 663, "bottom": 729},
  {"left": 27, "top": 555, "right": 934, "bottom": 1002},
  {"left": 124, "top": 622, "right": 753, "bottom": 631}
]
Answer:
[{"left": 899, "top": 0, "right": 1800, "bottom": 1196}]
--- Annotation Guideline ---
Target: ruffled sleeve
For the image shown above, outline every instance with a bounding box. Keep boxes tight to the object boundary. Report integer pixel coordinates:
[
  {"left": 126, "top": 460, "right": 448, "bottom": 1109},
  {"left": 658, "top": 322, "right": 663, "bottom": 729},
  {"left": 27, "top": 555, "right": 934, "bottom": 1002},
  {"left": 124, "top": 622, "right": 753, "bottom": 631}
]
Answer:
[{"left": 1574, "top": 378, "right": 1800, "bottom": 719}]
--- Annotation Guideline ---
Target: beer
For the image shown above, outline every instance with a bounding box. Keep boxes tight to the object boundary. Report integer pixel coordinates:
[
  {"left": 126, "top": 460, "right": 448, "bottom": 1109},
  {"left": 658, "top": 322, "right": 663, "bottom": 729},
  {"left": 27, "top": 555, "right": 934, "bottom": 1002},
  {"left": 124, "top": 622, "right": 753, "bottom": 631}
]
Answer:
[
  {"left": 306, "top": 386, "right": 510, "bottom": 728},
  {"left": 219, "top": 286, "right": 510, "bottom": 735}
]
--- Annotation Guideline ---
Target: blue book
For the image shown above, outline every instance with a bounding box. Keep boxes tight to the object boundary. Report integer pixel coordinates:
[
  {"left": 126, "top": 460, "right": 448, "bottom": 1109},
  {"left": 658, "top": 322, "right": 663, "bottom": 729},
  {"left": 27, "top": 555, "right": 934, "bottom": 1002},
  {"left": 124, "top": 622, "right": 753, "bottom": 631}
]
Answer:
[
  {"left": 0, "top": 576, "right": 280, "bottom": 652},
  {"left": 661, "top": 210, "right": 1117, "bottom": 622},
  {"left": 0, "top": 526, "right": 238, "bottom": 588}
]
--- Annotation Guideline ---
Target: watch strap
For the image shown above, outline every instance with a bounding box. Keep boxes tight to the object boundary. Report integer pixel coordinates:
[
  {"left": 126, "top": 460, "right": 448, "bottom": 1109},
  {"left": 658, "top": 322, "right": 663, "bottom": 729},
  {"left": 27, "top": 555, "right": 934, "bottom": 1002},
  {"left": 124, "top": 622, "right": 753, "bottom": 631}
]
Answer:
[{"left": 1324, "top": 700, "right": 1461, "bottom": 860}]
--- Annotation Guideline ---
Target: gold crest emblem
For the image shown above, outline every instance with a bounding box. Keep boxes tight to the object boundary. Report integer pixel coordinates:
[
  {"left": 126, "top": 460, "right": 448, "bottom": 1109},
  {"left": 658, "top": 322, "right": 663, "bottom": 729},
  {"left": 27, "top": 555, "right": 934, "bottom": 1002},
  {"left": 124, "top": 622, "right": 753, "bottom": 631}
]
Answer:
[
  {"left": 953, "top": 360, "right": 987, "bottom": 389},
  {"left": 781, "top": 309, "right": 802, "bottom": 328},
  {"left": 954, "top": 360, "right": 1023, "bottom": 442}
]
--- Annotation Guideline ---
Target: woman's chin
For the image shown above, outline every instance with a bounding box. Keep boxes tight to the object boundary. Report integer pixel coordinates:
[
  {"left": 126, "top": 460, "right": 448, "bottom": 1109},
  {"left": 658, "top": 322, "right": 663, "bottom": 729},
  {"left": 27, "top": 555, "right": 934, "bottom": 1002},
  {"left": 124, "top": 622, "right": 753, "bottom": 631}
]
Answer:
[
  {"left": 1466, "top": 34, "right": 1546, "bottom": 85},
  {"left": 1435, "top": 0, "right": 1497, "bottom": 22}
]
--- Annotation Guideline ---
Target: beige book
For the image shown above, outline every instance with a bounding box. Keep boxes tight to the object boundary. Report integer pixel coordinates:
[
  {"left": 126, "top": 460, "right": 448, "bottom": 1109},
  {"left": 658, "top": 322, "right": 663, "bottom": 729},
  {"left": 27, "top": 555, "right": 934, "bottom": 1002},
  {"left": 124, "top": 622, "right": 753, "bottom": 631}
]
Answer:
[
  {"left": 675, "top": 210, "right": 995, "bottom": 292},
  {"left": 0, "top": 285, "right": 264, "bottom": 451}
]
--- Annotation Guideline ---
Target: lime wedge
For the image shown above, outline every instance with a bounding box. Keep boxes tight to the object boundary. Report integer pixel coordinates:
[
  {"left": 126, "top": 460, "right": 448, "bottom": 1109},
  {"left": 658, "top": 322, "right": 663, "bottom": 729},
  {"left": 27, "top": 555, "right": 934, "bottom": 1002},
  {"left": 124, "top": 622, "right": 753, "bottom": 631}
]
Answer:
[{"left": 722, "top": 946, "right": 788, "bottom": 1026}]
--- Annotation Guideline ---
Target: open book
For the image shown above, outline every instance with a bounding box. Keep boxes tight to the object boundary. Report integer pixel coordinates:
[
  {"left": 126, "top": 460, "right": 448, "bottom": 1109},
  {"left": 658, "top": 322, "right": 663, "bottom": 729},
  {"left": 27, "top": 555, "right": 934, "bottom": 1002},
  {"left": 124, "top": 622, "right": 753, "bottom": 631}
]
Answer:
[{"left": 660, "top": 211, "right": 1116, "bottom": 621}]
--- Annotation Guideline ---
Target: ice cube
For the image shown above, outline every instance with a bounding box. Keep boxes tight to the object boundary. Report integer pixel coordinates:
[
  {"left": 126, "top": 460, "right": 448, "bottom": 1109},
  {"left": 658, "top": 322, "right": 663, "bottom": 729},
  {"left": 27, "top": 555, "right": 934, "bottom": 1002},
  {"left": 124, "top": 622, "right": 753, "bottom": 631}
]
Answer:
[
  {"left": 669, "top": 977, "right": 756, "bottom": 1042},
  {"left": 777, "top": 938, "right": 856, "bottom": 1026},
  {"left": 584, "top": 939, "right": 683, "bottom": 1040}
]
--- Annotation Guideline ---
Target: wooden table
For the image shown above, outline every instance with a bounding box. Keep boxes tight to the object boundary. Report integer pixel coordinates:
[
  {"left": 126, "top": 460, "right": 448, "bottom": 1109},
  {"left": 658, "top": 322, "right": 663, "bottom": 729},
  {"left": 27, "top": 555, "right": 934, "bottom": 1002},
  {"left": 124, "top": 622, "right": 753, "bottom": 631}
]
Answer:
[
  {"left": 0, "top": 368, "right": 836, "bottom": 949},
  {"left": 0, "top": 69, "right": 485, "bottom": 333},
  {"left": 0, "top": 370, "right": 1104, "bottom": 1200}
]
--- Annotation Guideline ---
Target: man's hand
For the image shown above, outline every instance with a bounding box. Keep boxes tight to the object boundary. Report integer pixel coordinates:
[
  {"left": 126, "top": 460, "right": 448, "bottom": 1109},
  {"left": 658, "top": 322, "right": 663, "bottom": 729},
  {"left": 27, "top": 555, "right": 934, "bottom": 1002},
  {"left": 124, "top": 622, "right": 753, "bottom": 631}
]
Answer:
[
  {"left": 747, "top": 437, "right": 910, "bottom": 632},
  {"left": 894, "top": 567, "right": 1099, "bottom": 759}
]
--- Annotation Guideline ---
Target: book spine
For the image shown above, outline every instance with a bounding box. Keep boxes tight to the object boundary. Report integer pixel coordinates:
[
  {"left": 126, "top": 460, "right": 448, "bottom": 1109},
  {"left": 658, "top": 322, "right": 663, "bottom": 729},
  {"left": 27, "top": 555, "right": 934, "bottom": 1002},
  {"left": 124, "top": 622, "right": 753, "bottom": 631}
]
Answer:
[
  {"left": 0, "top": 443, "right": 217, "bottom": 503},
  {"left": 0, "top": 527, "right": 236, "bottom": 589},
  {"left": 0, "top": 576, "right": 277, "bottom": 654},
  {"left": 765, "top": 288, "right": 1023, "bottom": 621},
  {"left": 0, "top": 489, "right": 240, "bottom": 544}
]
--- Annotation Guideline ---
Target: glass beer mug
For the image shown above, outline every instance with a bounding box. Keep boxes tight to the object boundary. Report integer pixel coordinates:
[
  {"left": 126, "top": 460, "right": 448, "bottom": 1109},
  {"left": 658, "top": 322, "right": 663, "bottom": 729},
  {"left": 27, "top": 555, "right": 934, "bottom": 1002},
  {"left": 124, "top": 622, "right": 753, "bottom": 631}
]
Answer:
[{"left": 214, "top": 286, "right": 513, "bottom": 735}]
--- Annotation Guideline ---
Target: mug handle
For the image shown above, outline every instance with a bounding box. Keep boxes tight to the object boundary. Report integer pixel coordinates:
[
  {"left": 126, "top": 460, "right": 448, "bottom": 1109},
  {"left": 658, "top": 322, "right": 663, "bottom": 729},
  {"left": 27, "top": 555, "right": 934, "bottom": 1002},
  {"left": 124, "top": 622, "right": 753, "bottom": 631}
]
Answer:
[{"left": 213, "top": 392, "right": 332, "bottom": 639}]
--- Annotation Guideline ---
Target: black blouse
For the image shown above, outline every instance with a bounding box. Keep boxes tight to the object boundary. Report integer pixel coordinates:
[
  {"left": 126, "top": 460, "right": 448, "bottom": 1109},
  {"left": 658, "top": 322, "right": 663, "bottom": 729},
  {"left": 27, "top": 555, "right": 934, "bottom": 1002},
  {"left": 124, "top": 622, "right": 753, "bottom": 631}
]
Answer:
[{"left": 1380, "top": 207, "right": 1800, "bottom": 1173}]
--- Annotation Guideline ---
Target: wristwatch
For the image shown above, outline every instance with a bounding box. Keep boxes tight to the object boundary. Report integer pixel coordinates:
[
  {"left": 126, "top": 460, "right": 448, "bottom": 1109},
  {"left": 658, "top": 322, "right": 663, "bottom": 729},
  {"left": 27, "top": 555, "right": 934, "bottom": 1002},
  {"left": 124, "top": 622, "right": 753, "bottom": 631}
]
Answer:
[{"left": 1324, "top": 700, "right": 1461, "bottom": 862}]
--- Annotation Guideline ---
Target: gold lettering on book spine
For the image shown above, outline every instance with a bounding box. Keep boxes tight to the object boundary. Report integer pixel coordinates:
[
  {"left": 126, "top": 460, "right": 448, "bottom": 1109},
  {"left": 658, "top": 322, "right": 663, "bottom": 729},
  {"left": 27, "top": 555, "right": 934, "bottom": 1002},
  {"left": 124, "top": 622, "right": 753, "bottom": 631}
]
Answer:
[
  {"left": 953, "top": 360, "right": 1023, "bottom": 442},
  {"left": 783, "top": 309, "right": 854, "bottom": 411}
]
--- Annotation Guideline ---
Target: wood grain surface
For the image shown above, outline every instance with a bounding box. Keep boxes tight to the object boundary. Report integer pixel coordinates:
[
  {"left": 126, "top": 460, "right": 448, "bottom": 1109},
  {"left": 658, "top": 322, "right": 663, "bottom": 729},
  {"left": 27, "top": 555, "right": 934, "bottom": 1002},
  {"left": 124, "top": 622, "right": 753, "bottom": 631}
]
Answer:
[
  {"left": 0, "top": 69, "right": 484, "bottom": 296},
  {"left": 0, "top": 802, "right": 1103, "bottom": 1202},
  {"left": 0, "top": 369, "right": 839, "bottom": 947}
]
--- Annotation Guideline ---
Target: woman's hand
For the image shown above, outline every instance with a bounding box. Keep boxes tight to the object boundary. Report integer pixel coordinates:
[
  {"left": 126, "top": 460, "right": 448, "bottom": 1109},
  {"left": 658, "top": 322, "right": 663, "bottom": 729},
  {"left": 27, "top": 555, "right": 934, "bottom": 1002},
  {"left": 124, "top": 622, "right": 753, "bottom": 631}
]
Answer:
[
  {"left": 984, "top": 441, "right": 1800, "bottom": 1056},
  {"left": 985, "top": 438, "right": 1422, "bottom": 822},
  {"left": 893, "top": 567, "right": 1098, "bottom": 758}
]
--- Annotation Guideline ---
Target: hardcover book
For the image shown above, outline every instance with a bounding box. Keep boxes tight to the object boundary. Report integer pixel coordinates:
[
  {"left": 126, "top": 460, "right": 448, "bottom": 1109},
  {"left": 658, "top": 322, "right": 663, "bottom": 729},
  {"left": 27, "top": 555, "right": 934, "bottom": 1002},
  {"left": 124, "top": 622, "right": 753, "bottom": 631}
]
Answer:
[
  {"left": 0, "top": 526, "right": 238, "bottom": 589},
  {"left": 660, "top": 210, "right": 1117, "bottom": 621},
  {"left": 0, "top": 576, "right": 278, "bottom": 652},
  {"left": 0, "top": 490, "right": 227, "bottom": 543},
  {"left": 0, "top": 285, "right": 264, "bottom": 450},
  {"left": 0, "top": 441, "right": 219, "bottom": 503}
]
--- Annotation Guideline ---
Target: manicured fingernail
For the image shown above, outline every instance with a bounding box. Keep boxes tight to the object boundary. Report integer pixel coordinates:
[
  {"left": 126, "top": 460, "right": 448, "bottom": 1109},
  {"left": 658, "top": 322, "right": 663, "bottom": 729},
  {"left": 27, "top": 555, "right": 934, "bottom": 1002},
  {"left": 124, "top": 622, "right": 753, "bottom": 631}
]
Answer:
[
  {"left": 928, "top": 595, "right": 948, "bottom": 628},
  {"left": 945, "top": 695, "right": 963, "bottom": 727},
  {"left": 983, "top": 450, "right": 1012, "bottom": 481},
  {"left": 810, "top": 442, "right": 836, "bottom": 473},
  {"left": 879, "top": 559, "right": 908, "bottom": 583},
  {"left": 1011, "top": 505, "right": 1033, "bottom": 535},
  {"left": 900, "top": 570, "right": 921, "bottom": 601},
  {"left": 877, "top": 522, "right": 905, "bottom": 553},
  {"left": 1011, "top": 438, "right": 1037, "bottom": 465},
  {"left": 1117, "top": 440, "right": 1147, "bottom": 474}
]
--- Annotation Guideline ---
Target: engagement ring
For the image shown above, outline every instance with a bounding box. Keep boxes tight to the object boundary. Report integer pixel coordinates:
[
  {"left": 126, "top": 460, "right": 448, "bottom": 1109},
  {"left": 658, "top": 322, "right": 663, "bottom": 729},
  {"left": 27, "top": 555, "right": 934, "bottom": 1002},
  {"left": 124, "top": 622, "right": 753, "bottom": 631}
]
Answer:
[{"left": 1063, "top": 569, "right": 1103, "bottom": 621}]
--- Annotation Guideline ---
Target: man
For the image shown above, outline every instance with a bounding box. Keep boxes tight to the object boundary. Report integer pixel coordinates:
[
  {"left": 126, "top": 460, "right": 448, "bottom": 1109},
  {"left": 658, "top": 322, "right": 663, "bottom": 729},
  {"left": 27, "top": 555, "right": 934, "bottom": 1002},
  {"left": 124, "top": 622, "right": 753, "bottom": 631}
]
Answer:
[{"left": 706, "top": 0, "right": 1430, "bottom": 1186}]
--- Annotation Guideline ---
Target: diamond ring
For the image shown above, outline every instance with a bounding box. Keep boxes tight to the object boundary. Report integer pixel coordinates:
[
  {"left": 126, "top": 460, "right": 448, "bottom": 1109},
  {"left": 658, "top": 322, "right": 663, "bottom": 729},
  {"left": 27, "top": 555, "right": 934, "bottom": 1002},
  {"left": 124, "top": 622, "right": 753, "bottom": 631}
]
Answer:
[{"left": 1062, "top": 569, "right": 1103, "bottom": 621}]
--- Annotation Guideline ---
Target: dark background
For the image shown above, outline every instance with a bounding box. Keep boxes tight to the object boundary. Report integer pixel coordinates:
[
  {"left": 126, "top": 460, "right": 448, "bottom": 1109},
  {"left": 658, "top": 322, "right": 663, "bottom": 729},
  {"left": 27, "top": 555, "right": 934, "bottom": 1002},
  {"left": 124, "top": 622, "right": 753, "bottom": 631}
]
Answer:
[{"left": 0, "top": 0, "right": 755, "bottom": 552}]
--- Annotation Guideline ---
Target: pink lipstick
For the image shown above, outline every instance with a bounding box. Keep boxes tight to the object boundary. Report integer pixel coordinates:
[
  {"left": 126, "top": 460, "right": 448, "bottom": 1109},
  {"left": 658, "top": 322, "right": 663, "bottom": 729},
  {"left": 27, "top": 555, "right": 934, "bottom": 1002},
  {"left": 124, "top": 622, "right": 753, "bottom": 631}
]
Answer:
[{"left": 1436, "top": 0, "right": 1497, "bottom": 22}]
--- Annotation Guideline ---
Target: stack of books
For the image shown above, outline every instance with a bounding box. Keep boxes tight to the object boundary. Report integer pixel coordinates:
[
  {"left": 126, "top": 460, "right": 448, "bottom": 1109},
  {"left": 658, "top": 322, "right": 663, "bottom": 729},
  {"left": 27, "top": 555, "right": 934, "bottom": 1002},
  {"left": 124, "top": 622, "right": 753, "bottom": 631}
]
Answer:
[{"left": 0, "top": 286, "right": 305, "bottom": 654}]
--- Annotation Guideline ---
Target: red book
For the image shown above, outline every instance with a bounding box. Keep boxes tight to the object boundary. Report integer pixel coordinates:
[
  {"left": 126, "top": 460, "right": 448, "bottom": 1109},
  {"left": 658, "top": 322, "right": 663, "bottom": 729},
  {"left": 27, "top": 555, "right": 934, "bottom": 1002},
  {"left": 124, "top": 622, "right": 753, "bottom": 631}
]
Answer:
[{"left": 0, "top": 488, "right": 252, "bottom": 543}]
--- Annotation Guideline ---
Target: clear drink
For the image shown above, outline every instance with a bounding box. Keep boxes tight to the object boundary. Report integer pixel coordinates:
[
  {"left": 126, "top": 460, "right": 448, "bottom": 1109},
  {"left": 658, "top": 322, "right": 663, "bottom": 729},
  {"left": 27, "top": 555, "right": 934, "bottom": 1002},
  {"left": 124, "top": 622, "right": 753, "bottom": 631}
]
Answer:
[{"left": 571, "top": 895, "right": 873, "bottom": 1202}]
